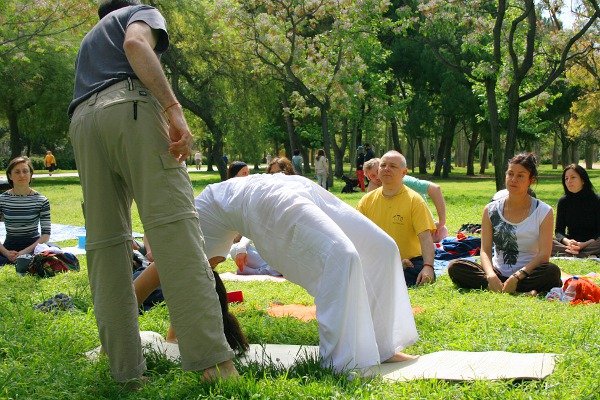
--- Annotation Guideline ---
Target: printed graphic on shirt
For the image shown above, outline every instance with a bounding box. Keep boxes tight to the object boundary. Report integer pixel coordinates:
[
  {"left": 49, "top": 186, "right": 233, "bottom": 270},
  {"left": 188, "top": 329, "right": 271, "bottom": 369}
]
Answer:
[
  {"left": 392, "top": 214, "right": 404, "bottom": 224},
  {"left": 490, "top": 207, "right": 518, "bottom": 266}
]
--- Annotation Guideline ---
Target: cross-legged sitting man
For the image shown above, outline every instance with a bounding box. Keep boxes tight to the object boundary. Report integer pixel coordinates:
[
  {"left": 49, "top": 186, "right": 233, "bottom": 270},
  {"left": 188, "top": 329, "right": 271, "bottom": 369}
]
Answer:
[{"left": 357, "top": 151, "right": 436, "bottom": 286}]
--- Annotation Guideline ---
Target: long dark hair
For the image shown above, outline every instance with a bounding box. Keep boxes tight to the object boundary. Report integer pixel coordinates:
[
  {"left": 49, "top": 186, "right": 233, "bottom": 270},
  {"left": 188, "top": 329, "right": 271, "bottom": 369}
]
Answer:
[
  {"left": 213, "top": 270, "right": 249, "bottom": 355},
  {"left": 562, "top": 164, "right": 596, "bottom": 196},
  {"left": 316, "top": 149, "right": 325, "bottom": 161}
]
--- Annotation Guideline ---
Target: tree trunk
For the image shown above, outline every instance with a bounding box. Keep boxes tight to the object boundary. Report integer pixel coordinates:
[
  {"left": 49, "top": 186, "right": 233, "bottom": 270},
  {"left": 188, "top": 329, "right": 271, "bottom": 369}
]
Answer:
[
  {"left": 332, "top": 117, "right": 348, "bottom": 178},
  {"left": 485, "top": 79, "right": 504, "bottom": 190},
  {"left": 433, "top": 136, "right": 446, "bottom": 177},
  {"left": 418, "top": 137, "right": 427, "bottom": 174},
  {"left": 320, "top": 103, "right": 334, "bottom": 188},
  {"left": 466, "top": 125, "right": 479, "bottom": 176},
  {"left": 552, "top": 131, "right": 558, "bottom": 169},
  {"left": 443, "top": 136, "right": 453, "bottom": 178},
  {"left": 7, "top": 102, "right": 23, "bottom": 159},
  {"left": 584, "top": 143, "right": 594, "bottom": 169},
  {"left": 504, "top": 86, "right": 520, "bottom": 169},
  {"left": 479, "top": 141, "right": 488, "bottom": 174}
]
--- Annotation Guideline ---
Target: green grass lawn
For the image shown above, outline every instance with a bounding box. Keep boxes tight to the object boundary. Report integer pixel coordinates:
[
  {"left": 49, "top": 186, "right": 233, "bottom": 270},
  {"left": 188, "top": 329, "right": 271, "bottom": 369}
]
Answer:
[{"left": 1, "top": 165, "right": 599, "bottom": 399}]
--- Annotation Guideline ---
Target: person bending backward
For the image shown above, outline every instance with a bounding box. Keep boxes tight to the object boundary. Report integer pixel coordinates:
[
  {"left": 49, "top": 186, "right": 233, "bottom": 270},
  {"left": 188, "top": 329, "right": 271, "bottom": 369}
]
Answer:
[
  {"left": 552, "top": 164, "right": 600, "bottom": 258},
  {"left": 363, "top": 158, "right": 448, "bottom": 243},
  {"left": 447, "top": 153, "right": 562, "bottom": 294},
  {"left": 229, "top": 157, "right": 294, "bottom": 276},
  {"left": 68, "top": 0, "right": 237, "bottom": 383},
  {"left": 196, "top": 174, "right": 418, "bottom": 372},
  {"left": 357, "top": 151, "right": 436, "bottom": 287}
]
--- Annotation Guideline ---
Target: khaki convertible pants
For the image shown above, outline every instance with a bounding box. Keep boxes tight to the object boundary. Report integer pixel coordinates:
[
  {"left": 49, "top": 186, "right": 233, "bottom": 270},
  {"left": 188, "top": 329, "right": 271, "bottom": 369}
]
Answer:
[{"left": 69, "top": 80, "right": 233, "bottom": 382}]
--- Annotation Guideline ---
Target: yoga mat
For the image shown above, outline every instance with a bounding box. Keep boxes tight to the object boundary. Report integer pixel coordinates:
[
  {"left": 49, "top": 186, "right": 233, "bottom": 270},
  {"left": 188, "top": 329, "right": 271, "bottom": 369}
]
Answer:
[
  {"left": 0, "top": 223, "right": 143, "bottom": 249},
  {"left": 85, "top": 332, "right": 556, "bottom": 382},
  {"left": 220, "top": 272, "right": 286, "bottom": 282}
]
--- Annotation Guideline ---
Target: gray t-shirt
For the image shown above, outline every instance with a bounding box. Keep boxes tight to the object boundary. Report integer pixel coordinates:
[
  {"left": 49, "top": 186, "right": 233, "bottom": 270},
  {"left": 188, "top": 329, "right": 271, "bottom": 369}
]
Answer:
[{"left": 68, "top": 5, "right": 169, "bottom": 117}]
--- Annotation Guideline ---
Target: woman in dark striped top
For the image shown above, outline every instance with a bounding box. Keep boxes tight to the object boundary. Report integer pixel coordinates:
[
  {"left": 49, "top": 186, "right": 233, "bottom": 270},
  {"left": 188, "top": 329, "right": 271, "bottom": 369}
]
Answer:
[{"left": 0, "top": 157, "right": 51, "bottom": 266}]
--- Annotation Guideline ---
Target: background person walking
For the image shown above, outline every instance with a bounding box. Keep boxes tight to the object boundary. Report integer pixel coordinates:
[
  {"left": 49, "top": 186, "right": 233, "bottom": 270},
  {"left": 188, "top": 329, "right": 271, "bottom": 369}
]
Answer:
[
  {"left": 314, "top": 149, "right": 329, "bottom": 189},
  {"left": 44, "top": 151, "right": 57, "bottom": 176}
]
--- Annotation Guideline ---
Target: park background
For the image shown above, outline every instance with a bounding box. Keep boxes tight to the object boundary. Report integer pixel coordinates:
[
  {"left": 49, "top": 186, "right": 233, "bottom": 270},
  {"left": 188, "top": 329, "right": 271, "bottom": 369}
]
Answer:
[
  {"left": 1, "top": 0, "right": 600, "bottom": 398},
  {"left": 1, "top": 0, "right": 599, "bottom": 187},
  {"left": 0, "top": 166, "right": 598, "bottom": 398}
]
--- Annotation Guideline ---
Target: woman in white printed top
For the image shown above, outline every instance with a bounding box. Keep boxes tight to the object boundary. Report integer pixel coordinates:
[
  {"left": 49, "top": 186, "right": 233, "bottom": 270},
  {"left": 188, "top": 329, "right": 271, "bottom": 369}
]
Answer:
[
  {"left": 0, "top": 157, "right": 51, "bottom": 265},
  {"left": 448, "top": 153, "right": 562, "bottom": 294}
]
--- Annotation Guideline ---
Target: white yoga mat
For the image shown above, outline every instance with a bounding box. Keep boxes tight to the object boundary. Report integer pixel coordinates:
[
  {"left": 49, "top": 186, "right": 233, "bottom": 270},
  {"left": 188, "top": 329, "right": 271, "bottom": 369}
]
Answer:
[
  {"left": 85, "top": 332, "right": 556, "bottom": 382},
  {"left": 365, "top": 350, "right": 556, "bottom": 381},
  {"left": 219, "top": 272, "right": 286, "bottom": 282},
  {"left": 0, "top": 223, "right": 143, "bottom": 245}
]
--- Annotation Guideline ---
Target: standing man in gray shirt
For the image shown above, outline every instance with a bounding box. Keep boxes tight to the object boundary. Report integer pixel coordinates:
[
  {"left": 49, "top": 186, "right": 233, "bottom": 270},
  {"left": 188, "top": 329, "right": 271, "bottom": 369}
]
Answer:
[{"left": 68, "top": 0, "right": 237, "bottom": 385}]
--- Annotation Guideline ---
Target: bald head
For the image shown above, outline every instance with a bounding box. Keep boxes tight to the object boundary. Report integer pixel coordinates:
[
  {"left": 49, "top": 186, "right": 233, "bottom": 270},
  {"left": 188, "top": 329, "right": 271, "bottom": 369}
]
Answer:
[
  {"left": 379, "top": 151, "right": 407, "bottom": 187},
  {"left": 381, "top": 151, "right": 406, "bottom": 169}
]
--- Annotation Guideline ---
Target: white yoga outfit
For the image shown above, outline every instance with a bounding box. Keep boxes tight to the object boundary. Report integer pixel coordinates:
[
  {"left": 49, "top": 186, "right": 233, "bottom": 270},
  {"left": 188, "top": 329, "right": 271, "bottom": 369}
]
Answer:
[{"left": 195, "top": 173, "right": 418, "bottom": 372}]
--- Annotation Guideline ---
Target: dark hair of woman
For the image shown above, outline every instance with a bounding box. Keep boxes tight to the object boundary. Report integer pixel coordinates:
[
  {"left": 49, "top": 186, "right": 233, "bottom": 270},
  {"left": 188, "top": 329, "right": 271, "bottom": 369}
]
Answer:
[
  {"left": 267, "top": 157, "right": 296, "bottom": 175},
  {"left": 226, "top": 161, "right": 248, "bottom": 180},
  {"left": 508, "top": 152, "right": 538, "bottom": 182},
  {"left": 561, "top": 164, "right": 596, "bottom": 196},
  {"left": 316, "top": 149, "right": 325, "bottom": 161},
  {"left": 213, "top": 270, "right": 249, "bottom": 355},
  {"left": 6, "top": 157, "right": 34, "bottom": 187}
]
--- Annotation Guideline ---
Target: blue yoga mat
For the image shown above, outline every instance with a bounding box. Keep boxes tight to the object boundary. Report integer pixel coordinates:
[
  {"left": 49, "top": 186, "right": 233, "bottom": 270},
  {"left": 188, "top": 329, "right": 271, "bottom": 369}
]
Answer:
[{"left": 0, "top": 223, "right": 142, "bottom": 243}]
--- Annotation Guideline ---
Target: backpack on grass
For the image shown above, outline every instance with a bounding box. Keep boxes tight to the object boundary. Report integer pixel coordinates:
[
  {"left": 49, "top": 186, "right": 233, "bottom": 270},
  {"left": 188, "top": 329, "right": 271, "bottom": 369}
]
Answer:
[{"left": 27, "top": 251, "right": 80, "bottom": 278}]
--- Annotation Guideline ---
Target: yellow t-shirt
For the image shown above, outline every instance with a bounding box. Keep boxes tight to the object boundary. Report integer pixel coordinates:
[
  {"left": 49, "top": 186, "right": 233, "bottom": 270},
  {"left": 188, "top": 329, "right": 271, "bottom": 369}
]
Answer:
[{"left": 356, "top": 185, "right": 436, "bottom": 260}]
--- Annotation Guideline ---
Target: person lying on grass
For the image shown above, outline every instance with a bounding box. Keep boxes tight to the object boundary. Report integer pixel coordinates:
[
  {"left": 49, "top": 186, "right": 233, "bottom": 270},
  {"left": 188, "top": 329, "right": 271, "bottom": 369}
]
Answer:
[
  {"left": 137, "top": 173, "right": 419, "bottom": 373},
  {"left": 447, "top": 152, "right": 562, "bottom": 295}
]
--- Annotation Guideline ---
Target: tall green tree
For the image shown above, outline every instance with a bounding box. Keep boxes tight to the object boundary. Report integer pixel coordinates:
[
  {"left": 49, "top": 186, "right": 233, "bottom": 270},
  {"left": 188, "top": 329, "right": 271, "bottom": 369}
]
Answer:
[
  {"left": 0, "top": 0, "right": 95, "bottom": 158},
  {"left": 219, "top": 0, "right": 388, "bottom": 186},
  {"left": 406, "top": 0, "right": 600, "bottom": 189}
]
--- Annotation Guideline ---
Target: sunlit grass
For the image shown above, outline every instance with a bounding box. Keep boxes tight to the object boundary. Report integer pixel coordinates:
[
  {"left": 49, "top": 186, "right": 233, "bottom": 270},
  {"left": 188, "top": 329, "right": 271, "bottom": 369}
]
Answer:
[{"left": 1, "top": 165, "right": 599, "bottom": 398}]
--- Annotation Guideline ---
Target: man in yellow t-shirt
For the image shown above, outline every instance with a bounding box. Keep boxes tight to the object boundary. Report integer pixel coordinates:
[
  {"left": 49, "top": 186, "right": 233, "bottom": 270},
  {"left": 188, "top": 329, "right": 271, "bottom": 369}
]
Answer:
[{"left": 357, "top": 150, "right": 436, "bottom": 286}]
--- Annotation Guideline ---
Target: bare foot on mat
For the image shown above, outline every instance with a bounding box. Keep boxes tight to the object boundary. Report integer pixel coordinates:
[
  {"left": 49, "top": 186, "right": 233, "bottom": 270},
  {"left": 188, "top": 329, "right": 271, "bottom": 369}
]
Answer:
[{"left": 202, "top": 359, "right": 239, "bottom": 382}]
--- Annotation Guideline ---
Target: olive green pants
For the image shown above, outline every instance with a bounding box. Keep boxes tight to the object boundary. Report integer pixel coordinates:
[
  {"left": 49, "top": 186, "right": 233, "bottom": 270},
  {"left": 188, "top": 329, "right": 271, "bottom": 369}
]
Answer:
[{"left": 69, "top": 80, "right": 233, "bottom": 382}]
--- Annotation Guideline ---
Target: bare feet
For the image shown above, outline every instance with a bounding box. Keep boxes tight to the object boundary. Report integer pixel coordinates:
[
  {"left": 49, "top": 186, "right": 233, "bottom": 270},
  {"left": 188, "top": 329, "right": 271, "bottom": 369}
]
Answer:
[
  {"left": 122, "top": 376, "right": 149, "bottom": 391},
  {"left": 202, "top": 359, "right": 239, "bottom": 382},
  {"left": 383, "top": 352, "right": 419, "bottom": 363},
  {"left": 520, "top": 290, "right": 538, "bottom": 297}
]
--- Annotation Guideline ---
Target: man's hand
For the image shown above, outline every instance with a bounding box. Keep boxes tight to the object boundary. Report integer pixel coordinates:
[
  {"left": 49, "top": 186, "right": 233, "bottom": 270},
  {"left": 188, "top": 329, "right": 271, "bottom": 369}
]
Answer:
[
  {"left": 235, "top": 253, "right": 247, "bottom": 271},
  {"left": 402, "top": 259, "right": 413, "bottom": 270},
  {"left": 416, "top": 264, "right": 434, "bottom": 285},
  {"left": 166, "top": 107, "right": 193, "bottom": 163}
]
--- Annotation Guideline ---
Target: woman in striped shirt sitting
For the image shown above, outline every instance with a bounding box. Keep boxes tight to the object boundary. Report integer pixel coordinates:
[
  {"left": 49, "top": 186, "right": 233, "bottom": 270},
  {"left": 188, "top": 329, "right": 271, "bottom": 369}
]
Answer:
[{"left": 0, "top": 157, "right": 51, "bottom": 266}]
